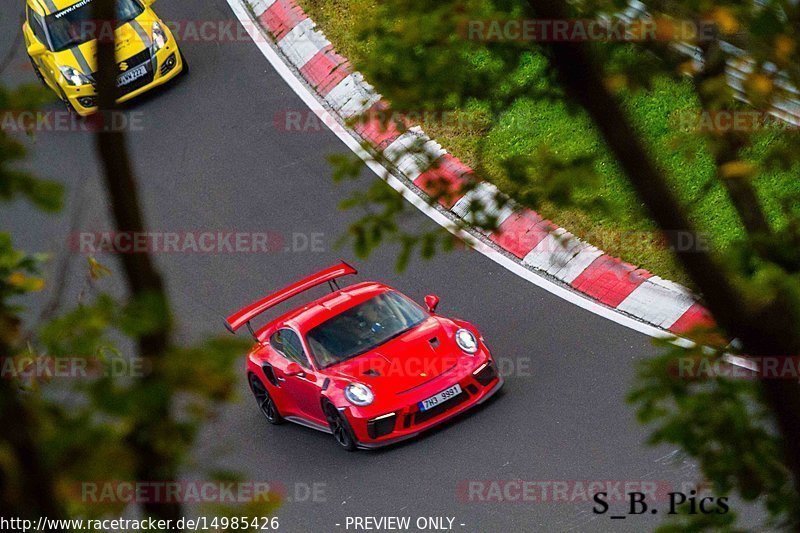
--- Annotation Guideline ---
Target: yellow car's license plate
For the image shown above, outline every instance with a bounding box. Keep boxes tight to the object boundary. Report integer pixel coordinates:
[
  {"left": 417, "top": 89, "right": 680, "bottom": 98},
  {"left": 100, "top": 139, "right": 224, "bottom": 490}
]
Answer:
[{"left": 117, "top": 64, "right": 147, "bottom": 87}]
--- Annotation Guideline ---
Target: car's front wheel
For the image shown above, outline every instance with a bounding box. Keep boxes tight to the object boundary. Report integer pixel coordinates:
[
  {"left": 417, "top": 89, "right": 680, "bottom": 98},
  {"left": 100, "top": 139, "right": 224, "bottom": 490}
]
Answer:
[
  {"left": 56, "top": 89, "right": 79, "bottom": 116},
  {"left": 249, "top": 374, "right": 283, "bottom": 424},
  {"left": 28, "top": 57, "right": 46, "bottom": 87},
  {"left": 323, "top": 402, "right": 357, "bottom": 451}
]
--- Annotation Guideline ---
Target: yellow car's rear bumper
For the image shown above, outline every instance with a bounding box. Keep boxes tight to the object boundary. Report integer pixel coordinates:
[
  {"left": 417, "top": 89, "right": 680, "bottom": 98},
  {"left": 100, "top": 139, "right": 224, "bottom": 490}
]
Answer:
[{"left": 66, "top": 44, "right": 185, "bottom": 116}]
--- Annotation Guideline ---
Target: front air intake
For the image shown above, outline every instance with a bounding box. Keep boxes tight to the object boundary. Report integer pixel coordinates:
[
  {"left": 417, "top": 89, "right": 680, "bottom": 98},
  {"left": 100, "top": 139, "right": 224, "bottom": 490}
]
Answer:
[{"left": 367, "top": 413, "right": 396, "bottom": 438}]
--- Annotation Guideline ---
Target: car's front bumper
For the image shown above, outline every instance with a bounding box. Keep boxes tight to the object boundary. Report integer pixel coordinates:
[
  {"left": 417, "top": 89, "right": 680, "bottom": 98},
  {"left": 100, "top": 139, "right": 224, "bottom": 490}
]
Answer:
[
  {"left": 65, "top": 45, "right": 184, "bottom": 117},
  {"left": 346, "top": 360, "right": 505, "bottom": 449}
]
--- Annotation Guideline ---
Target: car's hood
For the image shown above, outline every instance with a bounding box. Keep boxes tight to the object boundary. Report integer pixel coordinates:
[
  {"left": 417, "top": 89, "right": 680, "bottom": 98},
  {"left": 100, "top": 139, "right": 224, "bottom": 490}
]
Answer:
[
  {"left": 326, "top": 317, "right": 470, "bottom": 396},
  {"left": 53, "top": 13, "right": 156, "bottom": 74}
]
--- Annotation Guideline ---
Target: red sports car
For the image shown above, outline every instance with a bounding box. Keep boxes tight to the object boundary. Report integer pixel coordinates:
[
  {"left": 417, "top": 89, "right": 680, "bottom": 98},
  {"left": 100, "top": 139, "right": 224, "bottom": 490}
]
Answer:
[{"left": 225, "top": 263, "right": 503, "bottom": 450}]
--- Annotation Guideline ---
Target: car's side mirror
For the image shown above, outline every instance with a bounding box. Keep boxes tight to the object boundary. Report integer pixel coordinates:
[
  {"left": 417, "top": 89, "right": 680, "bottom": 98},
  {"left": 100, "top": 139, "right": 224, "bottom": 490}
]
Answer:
[
  {"left": 424, "top": 294, "right": 440, "bottom": 313},
  {"left": 141, "top": 0, "right": 156, "bottom": 6},
  {"left": 27, "top": 40, "right": 47, "bottom": 57},
  {"left": 285, "top": 362, "right": 305, "bottom": 377}
]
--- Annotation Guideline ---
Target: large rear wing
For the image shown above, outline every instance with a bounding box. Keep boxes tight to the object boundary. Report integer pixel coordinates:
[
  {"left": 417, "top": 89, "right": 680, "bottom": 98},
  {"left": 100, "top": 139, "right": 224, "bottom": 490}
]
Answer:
[{"left": 225, "top": 262, "right": 357, "bottom": 336}]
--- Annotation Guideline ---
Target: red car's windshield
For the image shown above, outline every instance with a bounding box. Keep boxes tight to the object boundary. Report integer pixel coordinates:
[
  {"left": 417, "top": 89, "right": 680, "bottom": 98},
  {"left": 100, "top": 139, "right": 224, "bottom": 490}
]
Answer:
[{"left": 306, "top": 291, "right": 427, "bottom": 368}]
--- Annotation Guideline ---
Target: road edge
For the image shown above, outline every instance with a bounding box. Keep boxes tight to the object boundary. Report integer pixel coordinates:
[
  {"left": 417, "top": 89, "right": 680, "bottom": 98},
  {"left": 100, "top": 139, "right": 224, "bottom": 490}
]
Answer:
[{"left": 225, "top": 0, "right": 746, "bottom": 358}]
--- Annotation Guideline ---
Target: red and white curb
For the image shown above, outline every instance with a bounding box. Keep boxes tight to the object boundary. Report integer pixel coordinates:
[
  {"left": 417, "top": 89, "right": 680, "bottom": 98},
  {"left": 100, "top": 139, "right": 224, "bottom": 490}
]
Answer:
[{"left": 229, "top": 0, "right": 742, "bottom": 355}]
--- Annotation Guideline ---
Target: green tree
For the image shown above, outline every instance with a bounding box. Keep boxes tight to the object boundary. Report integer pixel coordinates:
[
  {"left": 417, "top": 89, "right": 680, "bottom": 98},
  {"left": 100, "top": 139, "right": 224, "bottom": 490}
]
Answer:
[
  {"left": 0, "top": 76, "right": 67, "bottom": 524},
  {"left": 317, "top": 0, "right": 800, "bottom": 528},
  {"left": 0, "top": 1, "right": 278, "bottom": 527}
]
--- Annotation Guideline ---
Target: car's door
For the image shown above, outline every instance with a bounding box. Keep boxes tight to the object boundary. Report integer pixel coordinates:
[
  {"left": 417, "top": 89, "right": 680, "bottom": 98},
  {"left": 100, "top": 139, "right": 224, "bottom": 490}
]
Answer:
[{"left": 268, "top": 328, "right": 326, "bottom": 425}]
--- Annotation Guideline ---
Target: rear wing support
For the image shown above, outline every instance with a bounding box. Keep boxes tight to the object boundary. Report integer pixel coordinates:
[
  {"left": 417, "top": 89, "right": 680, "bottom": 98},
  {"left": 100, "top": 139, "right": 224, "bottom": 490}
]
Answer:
[{"left": 225, "top": 262, "right": 357, "bottom": 338}]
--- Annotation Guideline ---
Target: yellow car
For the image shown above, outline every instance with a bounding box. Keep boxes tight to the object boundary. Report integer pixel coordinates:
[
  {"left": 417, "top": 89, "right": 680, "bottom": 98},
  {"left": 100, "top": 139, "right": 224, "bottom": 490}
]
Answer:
[{"left": 24, "top": 0, "right": 186, "bottom": 116}]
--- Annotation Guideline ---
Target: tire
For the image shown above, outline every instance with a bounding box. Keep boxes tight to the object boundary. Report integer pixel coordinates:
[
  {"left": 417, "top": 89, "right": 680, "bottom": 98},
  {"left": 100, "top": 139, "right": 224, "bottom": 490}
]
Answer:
[
  {"left": 28, "top": 56, "right": 46, "bottom": 86},
  {"left": 323, "top": 402, "right": 357, "bottom": 451},
  {"left": 57, "top": 89, "right": 79, "bottom": 116},
  {"left": 180, "top": 53, "right": 189, "bottom": 76},
  {"left": 29, "top": 57, "right": 80, "bottom": 116},
  {"left": 249, "top": 374, "right": 283, "bottom": 425},
  {"left": 62, "top": 97, "right": 78, "bottom": 116}
]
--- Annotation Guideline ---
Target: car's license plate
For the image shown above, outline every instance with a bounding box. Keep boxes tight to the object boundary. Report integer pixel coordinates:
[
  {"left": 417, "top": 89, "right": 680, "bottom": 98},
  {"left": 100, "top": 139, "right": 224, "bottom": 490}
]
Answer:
[
  {"left": 117, "top": 64, "right": 147, "bottom": 87},
  {"left": 418, "top": 384, "right": 462, "bottom": 411}
]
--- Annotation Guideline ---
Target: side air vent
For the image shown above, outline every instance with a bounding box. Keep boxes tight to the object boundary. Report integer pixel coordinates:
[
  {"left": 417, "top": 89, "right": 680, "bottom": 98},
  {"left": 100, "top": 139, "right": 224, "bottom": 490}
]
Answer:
[
  {"left": 474, "top": 362, "right": 498, "bottom": 386},
  {"left": 363, "top": 368, "right": 380, "bottom": 377},
  {"left": 428, "top": 337, "right": 440, "bottom": 348},
  {"left": 262, "top": 364, "right": 279, "bottom": 386}
]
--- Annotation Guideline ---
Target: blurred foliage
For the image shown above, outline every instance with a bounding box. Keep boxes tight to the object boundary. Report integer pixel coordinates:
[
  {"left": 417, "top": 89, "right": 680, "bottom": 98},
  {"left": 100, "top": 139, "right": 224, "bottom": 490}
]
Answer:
[
  {"left": 25, "top": 289, "right": 260, "bottom": 521},
  {"left": 0, "top": 83, "right": 61, "bottom": 211},
  {"left": 304, "top": 0, "right": 800, "bottom": 284},
  {"left": 0, "top": 81, "right": 276, "bottom": 528},
  {"left": 328, "top": 148, "right": 461, "bottom": 272},
  {"left": 629, "top": 336, "right": 797, "bottom": 530},
  {"left": 303, "top": 0, "right": 800, "bottom": 529}
]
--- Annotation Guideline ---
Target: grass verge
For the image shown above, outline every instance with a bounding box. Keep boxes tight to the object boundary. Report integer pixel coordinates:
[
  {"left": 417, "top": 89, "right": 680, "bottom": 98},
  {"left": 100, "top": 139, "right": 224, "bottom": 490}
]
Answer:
[{"left": 297, "top": 0, "right": 800, "bottom": 287}]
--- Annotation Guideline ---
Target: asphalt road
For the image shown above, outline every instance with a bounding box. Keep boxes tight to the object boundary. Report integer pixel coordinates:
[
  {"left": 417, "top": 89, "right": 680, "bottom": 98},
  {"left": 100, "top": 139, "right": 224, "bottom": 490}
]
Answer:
[{"left": 0, "top": 1, "right": 759, "bottom": 531}]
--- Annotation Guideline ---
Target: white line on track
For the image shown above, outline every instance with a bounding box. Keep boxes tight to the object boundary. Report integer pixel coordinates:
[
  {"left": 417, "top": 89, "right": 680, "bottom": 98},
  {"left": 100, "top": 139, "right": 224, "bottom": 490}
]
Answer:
[{"left": 226, "top": 0, "right": 755, "bottom": 371}]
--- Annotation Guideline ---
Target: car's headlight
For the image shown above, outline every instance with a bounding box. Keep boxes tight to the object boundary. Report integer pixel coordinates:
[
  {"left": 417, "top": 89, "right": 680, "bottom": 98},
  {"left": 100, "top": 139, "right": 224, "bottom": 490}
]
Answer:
[
  {"left": 58, "top": 65, "right": 93, "bottom": 86},
  {"left": 455, "top": 328, "right": 478, "bottom": 354},
  {"left": 345, "top": 383, "right": 374, "bottom": 406},
  {"left": 152, "top": 21, "right": 168, "bottom": 51}
]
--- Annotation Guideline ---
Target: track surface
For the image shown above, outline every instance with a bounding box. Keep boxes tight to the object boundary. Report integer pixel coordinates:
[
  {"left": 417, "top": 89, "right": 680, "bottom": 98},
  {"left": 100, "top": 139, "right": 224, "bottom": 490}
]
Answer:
[{"left": 0, "top": 1, "right": 757, "bottom": 531}]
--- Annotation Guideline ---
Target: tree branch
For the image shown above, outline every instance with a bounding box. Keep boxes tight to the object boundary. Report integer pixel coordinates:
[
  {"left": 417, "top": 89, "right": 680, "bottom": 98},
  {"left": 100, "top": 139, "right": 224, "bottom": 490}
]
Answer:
[
  {"left": 92, "top": 0, "right": 178, "bottom": 522},
  {"left": 526, "top": 1, "right": 800, "bottom": 520},
  {"left": 692, "top": 28, "right": 773, "bottom": 239}
]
